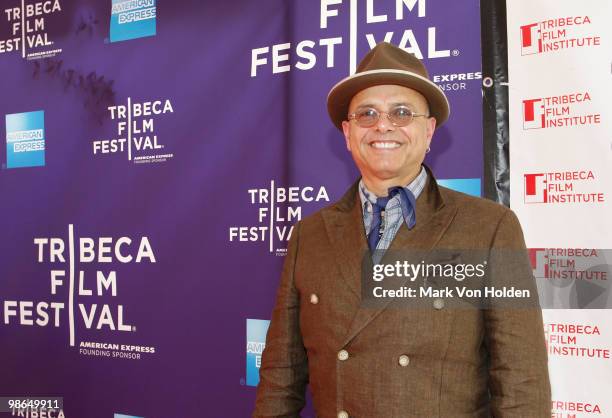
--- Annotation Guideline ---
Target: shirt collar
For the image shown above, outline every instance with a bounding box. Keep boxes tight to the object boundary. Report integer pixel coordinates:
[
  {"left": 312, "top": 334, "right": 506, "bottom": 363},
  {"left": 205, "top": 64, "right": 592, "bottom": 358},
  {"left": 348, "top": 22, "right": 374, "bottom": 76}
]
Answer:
[{"left": 358, "top": 166, "right": 428, "bottom": 211}]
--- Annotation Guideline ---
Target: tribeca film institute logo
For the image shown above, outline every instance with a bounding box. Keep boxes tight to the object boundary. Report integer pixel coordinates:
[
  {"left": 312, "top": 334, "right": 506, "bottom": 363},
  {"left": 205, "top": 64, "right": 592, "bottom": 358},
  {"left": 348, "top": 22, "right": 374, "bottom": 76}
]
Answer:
[
  {"left": 551, "top": 399, "right": 603, "bottom": 417},
  {"left": 92, "top": 98, "right": 174, "bottom": 164},
  {"left": 228, "top": 182, "right": 329, "bottom": 256},
  {"left": 4, "top": 110, "right": 45, "bottom": 169},
  {"left": 520, "top": 15, "right": 600, "bottom": 55},
  {"left": 2, "top": 225, "right": 157, "bottom": 361},
  {"left": 522, "top": 91, "right": 601, "bottom": 129},
  {"left": 524, "top": 171, "right": 605, "bottom": 204},
  {"left": 529, "top": 248, "right": 609, "bottom": 310},
  {"left": 530, "top": 248, "right": 608, "bottom": 282},
  {"left": 109, "top": 0, "right": 156, "bottom": 43},
  {"left": 0, "top": 0, "right": 62, "bottom": 60},
  {"left": 544, "top": 322, "right": 609, "bottom": 361}
]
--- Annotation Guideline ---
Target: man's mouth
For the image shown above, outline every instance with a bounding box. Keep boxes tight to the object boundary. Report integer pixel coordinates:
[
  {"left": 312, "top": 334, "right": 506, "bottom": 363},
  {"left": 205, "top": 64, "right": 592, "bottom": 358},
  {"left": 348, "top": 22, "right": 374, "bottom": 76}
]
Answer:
[{"left": 369, "top": 141, "right": 401, "bottom": 149}]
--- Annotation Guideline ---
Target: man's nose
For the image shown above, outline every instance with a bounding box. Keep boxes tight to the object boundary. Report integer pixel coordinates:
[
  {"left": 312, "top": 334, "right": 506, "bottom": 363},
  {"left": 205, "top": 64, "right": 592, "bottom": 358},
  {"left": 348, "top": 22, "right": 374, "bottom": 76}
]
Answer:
[{"left": 375, "top": 113, "right": 395, "bottom": 132}]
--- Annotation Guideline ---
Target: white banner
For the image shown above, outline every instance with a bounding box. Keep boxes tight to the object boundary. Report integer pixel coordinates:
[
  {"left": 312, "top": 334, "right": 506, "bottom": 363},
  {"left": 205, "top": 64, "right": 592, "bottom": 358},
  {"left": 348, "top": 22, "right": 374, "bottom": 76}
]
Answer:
[{"left": 507, "top": 1, "right": 612, "bottom": 416}]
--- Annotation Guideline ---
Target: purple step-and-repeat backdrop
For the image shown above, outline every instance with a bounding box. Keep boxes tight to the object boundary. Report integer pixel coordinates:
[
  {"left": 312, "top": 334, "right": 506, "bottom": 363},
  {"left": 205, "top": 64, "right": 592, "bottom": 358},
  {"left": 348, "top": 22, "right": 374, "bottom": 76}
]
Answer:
[{"left": 0, "top": 1, "right": 483, "bottom": 416}]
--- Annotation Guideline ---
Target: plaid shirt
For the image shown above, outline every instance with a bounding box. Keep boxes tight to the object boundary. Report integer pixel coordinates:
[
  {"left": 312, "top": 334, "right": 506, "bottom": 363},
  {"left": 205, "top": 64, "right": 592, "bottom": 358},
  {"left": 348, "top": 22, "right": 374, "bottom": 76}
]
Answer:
[{"left": 358, "top": 166, "right": 427, "bottom": 257}]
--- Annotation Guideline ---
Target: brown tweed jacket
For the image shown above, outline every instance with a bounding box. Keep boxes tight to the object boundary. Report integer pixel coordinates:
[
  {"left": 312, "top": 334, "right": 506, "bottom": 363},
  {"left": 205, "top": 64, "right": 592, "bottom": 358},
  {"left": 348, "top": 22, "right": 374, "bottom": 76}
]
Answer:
[{"left": 254, "top": 170, "right": 551, "bottom": 418}]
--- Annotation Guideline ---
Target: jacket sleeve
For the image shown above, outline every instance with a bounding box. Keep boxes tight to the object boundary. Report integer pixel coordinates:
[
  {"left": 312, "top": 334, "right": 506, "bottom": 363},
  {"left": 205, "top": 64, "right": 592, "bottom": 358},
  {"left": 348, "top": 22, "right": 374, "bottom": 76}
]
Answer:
[
  {"left": 253, "top": 222, "right": 308, "bottom": 418},
  {"left": 484, "top": 209, "right": 551, "bottom": 417}
]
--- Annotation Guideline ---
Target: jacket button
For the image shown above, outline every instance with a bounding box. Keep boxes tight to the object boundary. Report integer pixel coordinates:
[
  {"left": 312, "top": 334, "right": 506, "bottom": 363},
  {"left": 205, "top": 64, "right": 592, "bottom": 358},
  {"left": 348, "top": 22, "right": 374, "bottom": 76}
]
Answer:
[
  {"left": 338, "top": 410, "right": 349, "bottom": 418},
  {"left": 398, "top": 354, "right": 410, "bottom": 367},
  {"left": 310, "top": 294, "right": 319, "bottom": 304},
  {"left": 433, "top": 298, "right": 445, "bottom": 310},
  {"left": 337, "top": 349, "right": 349, "bottom": 361}
]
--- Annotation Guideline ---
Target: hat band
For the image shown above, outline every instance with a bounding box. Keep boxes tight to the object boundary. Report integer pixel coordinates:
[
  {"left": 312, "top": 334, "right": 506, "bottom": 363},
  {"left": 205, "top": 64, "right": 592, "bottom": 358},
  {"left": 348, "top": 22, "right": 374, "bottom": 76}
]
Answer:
[{"left": 327, "top": 68, "right": 447, "bottom": 105}]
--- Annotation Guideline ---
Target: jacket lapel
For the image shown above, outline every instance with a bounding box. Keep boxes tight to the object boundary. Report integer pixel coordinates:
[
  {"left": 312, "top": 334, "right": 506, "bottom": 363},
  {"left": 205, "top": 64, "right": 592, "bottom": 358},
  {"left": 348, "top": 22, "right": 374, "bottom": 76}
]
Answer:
[{"left": 321, "top": 181, "right": 368, "bottom": 301}]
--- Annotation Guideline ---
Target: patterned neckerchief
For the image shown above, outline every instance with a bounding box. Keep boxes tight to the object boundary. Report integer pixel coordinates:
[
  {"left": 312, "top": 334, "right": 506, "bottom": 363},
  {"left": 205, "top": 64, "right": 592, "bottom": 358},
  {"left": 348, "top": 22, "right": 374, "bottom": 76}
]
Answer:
[{"left": 358, "top": 166, "right": 427, "bottom": 255}]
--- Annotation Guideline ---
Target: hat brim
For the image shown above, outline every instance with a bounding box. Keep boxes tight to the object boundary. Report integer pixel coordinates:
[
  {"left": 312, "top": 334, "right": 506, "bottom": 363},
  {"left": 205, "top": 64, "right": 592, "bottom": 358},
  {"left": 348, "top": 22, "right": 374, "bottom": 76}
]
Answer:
[{"left": 327, "top": 69, "right": 450, "bottom": 131}]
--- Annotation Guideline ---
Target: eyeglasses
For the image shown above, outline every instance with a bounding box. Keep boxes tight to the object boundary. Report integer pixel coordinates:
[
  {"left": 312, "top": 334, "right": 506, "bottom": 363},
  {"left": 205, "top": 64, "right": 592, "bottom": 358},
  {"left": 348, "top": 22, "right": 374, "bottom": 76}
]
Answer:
[{"left": 347, "top": 106, "right": 429, "bottom": 128}]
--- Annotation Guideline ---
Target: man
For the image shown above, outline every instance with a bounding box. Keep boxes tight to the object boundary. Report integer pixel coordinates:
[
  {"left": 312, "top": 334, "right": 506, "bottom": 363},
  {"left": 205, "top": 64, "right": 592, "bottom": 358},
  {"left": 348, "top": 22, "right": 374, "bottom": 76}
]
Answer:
[{"left": 253, "top": 42, "right": 550, "bottom": 418}]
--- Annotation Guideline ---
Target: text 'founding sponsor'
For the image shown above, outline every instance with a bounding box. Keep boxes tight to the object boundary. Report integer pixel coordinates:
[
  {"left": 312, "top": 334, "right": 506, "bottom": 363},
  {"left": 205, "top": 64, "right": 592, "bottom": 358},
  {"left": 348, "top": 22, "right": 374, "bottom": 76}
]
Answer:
[
  {"left": 251, "top": 0, "right": 453, "bottom": 77},
  {"left": 1, "top": 225, "right": 157, "bottom": 360},
  {"left": 1, "top": 0, "right": 62, "bottom": 59}
]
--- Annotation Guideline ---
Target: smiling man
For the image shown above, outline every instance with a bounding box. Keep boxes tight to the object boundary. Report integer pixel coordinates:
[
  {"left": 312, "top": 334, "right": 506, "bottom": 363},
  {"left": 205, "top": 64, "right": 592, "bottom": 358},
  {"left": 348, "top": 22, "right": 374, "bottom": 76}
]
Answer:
[{"left": 253, "top": 42, "right": 551, "bottom": 418}]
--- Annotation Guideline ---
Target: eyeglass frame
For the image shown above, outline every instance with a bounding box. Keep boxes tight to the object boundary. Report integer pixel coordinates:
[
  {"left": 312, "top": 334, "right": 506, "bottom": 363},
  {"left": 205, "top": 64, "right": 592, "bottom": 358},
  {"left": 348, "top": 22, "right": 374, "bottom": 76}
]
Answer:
[{"left": 347, "top": 106, "right": 430, "bottom": 128}]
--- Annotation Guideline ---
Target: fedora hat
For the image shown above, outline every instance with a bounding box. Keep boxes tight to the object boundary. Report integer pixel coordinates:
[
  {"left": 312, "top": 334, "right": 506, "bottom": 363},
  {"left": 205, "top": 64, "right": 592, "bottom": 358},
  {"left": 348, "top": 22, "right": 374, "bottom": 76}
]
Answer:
[{"left": 327, "top": 42, "right": 450, "bottom": 130}]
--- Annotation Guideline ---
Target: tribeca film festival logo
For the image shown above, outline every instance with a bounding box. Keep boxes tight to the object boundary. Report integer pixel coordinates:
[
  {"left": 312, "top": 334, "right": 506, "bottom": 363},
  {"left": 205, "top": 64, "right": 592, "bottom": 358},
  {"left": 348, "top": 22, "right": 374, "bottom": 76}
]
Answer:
[
  {"left": 228, "top": 182, "right": 330, "bottom": 256},
  {"left": 544, "top": 322, "right": 609, "bottom": 360},
  {"left": 0, "top": 0, "right": 62, "bottom": 60},
  {"left": 109, "top": 0, "right": 156, "bottom": 43},
  {"left": 8, "top": 406, "right": 67, "bottom": 418},
  {"left": 522, "top": 91, "right": 601, "bottom": 130},
  {"left": 92, "top": 98, "right": 174, "bottom": 164},
  {"left": 523, "top": 171, "right": 605, "bottom": 204},
  {"left": 520, "top": 15, "right": 600, "bottom": 56},
  {"left": 552, "top": 400, "right": 603, "bottom": 417},
  {"left": 7, "top": 409, "right": 145, "bottom": 418},
  {"left": 7, "top": 408, "right": 143, "bottom": 418},
  {"left": 4, "top": 110, "right": 45, "bottom": 169},
  {"left": 1, "top": 224, "right": 157, "bottom": 361},
  {"left": 251, "top": 0, "right": 459, "bottom": 77}
]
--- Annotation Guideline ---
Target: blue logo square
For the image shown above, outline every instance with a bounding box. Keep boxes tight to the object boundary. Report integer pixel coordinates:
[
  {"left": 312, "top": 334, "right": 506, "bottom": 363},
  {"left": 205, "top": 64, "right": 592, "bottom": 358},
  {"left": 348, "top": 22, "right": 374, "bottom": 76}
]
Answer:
[
  {"left": 5, "top": 110, "right": 45, "bottom": 169},
  {"left": 246, "top": 319, "right": 270, "bottom": 387},
  {"left": 438, "top": 178, "right": 481, "bottom": 197},
  {"left": 110, "top": 0, "right": 156, "bottom": 43}
]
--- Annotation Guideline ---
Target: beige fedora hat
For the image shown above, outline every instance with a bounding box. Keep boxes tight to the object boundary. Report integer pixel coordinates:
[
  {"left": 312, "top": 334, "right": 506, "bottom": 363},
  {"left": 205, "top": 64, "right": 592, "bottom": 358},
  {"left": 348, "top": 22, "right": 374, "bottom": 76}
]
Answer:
[{"left": 327, "top": 42, "right": 450, "bottom": 130}]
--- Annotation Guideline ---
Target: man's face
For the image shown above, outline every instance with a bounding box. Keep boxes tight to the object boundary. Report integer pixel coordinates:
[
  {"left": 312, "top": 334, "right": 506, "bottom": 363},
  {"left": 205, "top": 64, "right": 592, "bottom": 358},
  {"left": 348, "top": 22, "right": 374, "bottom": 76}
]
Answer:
[{"left": 341, "top": 84, "right": 436, "bottom": 186}]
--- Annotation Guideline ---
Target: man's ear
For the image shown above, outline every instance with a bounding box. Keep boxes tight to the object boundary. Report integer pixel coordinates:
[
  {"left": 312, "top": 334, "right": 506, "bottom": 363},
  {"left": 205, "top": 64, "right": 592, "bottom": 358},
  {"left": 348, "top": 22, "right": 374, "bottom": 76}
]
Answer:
[
  {"left": 426, "top": 117, "right": 437, "bottom": 141},
  {"left": 425, "top": 117, "right": 436, "bottom": 150},
  {"left": 341, "top": 120, "right": 351, "bottom": 151}
]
